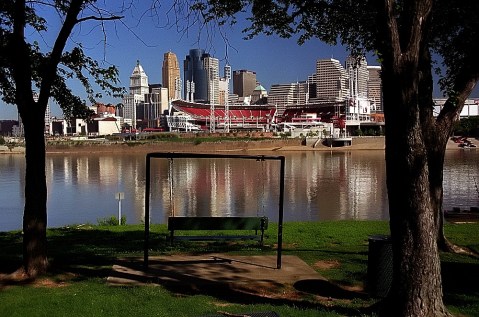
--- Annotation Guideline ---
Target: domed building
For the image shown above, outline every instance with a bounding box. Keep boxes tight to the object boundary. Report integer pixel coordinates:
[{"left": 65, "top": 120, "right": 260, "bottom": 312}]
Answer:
[{"left": 251, "top": 84, "right": 268, "bottom": 104}]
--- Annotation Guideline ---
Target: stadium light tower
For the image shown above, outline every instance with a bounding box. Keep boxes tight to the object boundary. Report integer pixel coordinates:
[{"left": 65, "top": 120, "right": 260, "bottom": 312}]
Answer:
[{"left": 224, "top": 64, "right": 231, "bottom": 133}]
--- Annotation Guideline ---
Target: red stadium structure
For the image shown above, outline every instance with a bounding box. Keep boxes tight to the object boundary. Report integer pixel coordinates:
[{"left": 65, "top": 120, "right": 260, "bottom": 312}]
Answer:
[{"left": 168, "top": 99, "right": 277, "bottom": 131}]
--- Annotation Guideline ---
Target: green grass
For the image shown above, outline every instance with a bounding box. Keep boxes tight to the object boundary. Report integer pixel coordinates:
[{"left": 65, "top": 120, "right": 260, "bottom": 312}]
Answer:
[{"left": 1, "top": 221, "right": 478, "bottom": 316}]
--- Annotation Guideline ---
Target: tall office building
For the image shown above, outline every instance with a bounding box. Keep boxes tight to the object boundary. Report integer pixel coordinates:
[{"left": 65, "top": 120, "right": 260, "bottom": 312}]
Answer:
[
  {"left": 233, "top": 70, "right": 257, "bottom": 97},
  {"left": 268, "top": 82, "right": 309, "bottom": 116},
  {"left": 218, "top": 65, "right": 231, "bottom": 106},
  {"left": 218, "top": 77, "right": 229, "bottom": 106},
  {"left": 162, "top": 51, "right": 181, "bottom": 100},
  {"left": 184, "top": 49, "right": 207, "bottom": 102},
  {"left": 345, "top": 56, "right": 368, "bottom": 98},
  {"left": 311, "top": 58, "right": 349, "bottom": 102},
  {"left": 204, "top": 55, "right": 220, "bottom": 105},
  {"left": 144, "top": 85, "right": 169, "bottom": 128},
  {"left": 122, "top": 61, "right": 149, "bottom": 129},
  {"left": 122, "top": 94, "right": 143, "bottom": 129},
  {"left": 367, "top": 66, "right": 383, "bottom": 111},
  {"left": 183, "top": 49, "right": 219, "bottom": 104},
  {"left": 129, "top": 60, "right": 149, "bottom": 97}
]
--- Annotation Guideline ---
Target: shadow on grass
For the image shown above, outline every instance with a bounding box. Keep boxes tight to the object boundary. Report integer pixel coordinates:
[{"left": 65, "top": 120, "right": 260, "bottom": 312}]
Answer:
[
  {"left": 108, "top": 258, "right": 372, "bottom": 316},
  {"left": 0, "top": 227, "right": 276, "bottom": 283},
  {"left": 294, "top": 279, "right": 369, "bottom": 300},
  {"left": 0, "top": 227, "right": 376, "bottom": 315},
  {"left": 442, "top": 261, "right": 479, "bottom": 308},
  {"left": 3, "top": 227, "right": 478, "bottom": 316},
  {"left": 0, "top": 227, "right": 159, "bottom": 278}
]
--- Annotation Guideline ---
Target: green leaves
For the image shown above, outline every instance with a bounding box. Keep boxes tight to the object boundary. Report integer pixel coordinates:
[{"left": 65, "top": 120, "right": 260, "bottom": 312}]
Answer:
[{"left": 0, "top": 1, "right": 125, "bottom": 119}]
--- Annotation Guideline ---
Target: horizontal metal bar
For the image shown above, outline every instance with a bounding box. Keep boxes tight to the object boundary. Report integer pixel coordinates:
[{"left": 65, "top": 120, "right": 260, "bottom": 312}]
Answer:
[{"left": 146, "top": 152, "right": 285, "bottom": 161}]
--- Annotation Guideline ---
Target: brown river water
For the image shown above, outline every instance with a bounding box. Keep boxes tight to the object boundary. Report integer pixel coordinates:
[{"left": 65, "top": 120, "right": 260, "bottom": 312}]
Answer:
[{"left": 1, "top": 149, "right": 478, "bottom": 231}]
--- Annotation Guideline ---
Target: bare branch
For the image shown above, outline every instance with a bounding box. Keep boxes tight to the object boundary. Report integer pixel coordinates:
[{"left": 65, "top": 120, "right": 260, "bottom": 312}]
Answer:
[{"left": 76, "top": 15, "right": 123, "bottom": 23}]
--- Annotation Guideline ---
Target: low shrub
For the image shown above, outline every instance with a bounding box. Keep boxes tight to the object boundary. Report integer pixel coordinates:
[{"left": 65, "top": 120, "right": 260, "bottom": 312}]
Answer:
[{"left": 97, "top": 216, "right": 126, "bottom": 226}]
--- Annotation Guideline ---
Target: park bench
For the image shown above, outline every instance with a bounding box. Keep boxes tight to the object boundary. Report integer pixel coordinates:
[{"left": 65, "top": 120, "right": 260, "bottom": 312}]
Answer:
[{"left": 168, "top": 216, "right": 269, "bottom": 245}]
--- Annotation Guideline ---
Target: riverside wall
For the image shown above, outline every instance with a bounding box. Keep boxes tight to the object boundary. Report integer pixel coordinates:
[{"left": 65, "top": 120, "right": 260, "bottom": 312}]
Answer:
[{"left": 0, "top": 136, "right": 469, "bottom": 154}]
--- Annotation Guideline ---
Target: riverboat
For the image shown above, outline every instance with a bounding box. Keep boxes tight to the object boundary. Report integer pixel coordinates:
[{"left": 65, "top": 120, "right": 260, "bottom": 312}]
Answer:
[{"left": 451, "top": 136, "right": 477, "bottom": 148}]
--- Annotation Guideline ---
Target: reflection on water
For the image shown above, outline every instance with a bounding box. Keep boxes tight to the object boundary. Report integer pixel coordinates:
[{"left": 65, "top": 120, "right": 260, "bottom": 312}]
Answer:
[
  {"left": 443, "top": 150, "right": 479, "bottom": 209},
  {"left": 1, "top": 150, "right": 478, "bottom": 231}
]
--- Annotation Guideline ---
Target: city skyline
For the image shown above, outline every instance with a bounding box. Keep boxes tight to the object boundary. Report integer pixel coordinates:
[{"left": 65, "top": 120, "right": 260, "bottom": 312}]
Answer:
[
  {"left": 0, "top": 2, "right": 477, "bottom": 120},
  {"left": 0, "top": 1, "right": 363, "bottom": 120}
]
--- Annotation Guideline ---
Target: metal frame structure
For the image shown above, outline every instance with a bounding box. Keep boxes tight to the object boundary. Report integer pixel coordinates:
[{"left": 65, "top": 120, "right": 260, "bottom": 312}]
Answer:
[{"left": 143, "top": 152, "right": 286, "bottom": 270}]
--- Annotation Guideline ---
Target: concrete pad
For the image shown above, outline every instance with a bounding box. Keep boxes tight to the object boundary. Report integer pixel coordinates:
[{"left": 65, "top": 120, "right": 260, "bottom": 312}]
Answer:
[{"left": 107, "top": 254, "right": 324, "bottom": 295}]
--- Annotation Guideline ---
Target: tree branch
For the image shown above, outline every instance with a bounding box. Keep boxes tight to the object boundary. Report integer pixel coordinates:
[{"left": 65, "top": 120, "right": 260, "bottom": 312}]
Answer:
[
  {"left": 37, "top": 0, "right": 83, "bottom": 107},
  {"left": 76, "top": 15, "right": 123, "bottom": 23},
  {"left": 436, "top": 74, "right": 479, "bottom": 129},
  {"left": 12, "top": 0, "right": 35, "bottom": 117}
]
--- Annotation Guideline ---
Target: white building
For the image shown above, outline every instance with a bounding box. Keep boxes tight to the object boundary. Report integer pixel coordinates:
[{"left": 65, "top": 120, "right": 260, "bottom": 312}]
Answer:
[
  {"left": 90, "top": 117, "right": 122, "bottom": 136},
  {"left": 346, "top": 56, "right": 369, "bottom": 99},
  {"left": 129, "top": 60, "right": 149, "bottom": 97},
  {"left": 434, "top": 98, "right": 479, "bottom": 117},
  {"left": 122, "top": 61, "right": 149, "bottom": 129},
  {"left": 122, "top": 94, "right": 144, "bottom": 130},
  {"left": 310, "top": 58, "right": 349, "bottom": 102},
  {"left": 204, "top": 55, "right": 220, "bottom": 105},
  {"left": 268, "top": 82, "right": 309, "bottom": 116}
]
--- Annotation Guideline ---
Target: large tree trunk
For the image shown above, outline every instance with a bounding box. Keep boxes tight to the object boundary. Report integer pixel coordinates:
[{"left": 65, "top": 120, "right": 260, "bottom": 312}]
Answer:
[
  {"left": 380, "top": 54, "right": 450, "bottom": 316},
  {"left": 374, "top": 1, "right": 452, "bottom": 315},
  {"left": 21, "top": 106, "right": 48, "bottom": 276},
  {"left": 10, "top": 0, "right": 48, "bottom": 277}
]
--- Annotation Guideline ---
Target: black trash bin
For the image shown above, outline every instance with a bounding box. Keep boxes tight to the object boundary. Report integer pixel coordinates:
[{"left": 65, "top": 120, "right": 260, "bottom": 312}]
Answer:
[{"left": 367, "top": 235, "right": 392, "bottom": 298}]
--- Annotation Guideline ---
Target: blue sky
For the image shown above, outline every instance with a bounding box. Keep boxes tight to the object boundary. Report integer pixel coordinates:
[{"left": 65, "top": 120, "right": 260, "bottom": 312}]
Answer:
[
  {"left": 0, "top": 2, "right": 360, "bottom": 119},
  {"left": 0, "top": 2, "right": 475, "bottom": 119}
]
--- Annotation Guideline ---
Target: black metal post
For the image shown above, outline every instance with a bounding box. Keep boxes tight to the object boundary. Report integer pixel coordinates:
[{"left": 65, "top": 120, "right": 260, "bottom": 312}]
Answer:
[
  {"left": 144, "top": 154, "right": 151, "bottom": 269},
  {"left": 277, "top": 156, "right": 285, "bottom": 269}
]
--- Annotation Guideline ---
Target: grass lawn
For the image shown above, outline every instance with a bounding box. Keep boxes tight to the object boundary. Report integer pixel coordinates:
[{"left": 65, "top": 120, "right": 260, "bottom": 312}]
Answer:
[{"left": 1, "top": 221, "right": 478, "bottom": 316}]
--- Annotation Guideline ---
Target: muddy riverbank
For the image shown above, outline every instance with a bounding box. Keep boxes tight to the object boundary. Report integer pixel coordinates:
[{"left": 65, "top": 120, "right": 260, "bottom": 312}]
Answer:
[{"left": 0, "top": 136, "right": 469, "bottom": 154}]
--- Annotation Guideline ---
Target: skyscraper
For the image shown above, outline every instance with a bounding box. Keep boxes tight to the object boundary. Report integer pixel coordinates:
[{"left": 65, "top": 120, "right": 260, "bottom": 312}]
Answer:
[
  {"left": 162, "top": 52, "right": 181, "bottom": 100},
  {"left": 204, "top": 55, "right": 219, "bottom": 105},
  {"left": 345, "top": 56, "right": 368, "bottom": 98},
  {"left": 129, "top": 60, "right": 149, "bottom": 97},
  {"left": 183, "top": 49, "right": 219, "bottom": 104},
  {"left": 233, "top": 70, "right": 257, "bottom": 97},
  {"left": 144, "top": 85, "right": 169, "bottom": 128},
  {"left": 268, "top": 82, "right": 309, "bottom": 116},
  {"left": 311, "top": 58, "right": 349, "bottom": 102},
  {"left": 122, "top": 60, "right": 149, "bottom": 129},
  {"left": 367, "top": 66, "right": 383, "bottom": 111}
]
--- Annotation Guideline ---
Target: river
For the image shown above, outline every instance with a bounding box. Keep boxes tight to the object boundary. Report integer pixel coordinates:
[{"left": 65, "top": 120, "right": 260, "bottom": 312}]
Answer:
[{"left": 1, "top": 150, "right": 478, "bottom": 231}]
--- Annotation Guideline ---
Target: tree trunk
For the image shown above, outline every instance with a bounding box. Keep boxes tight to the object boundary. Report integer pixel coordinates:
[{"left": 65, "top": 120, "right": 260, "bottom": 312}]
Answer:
[
  {"left": 380, "top": 55, "right": 450, "bottom": 316},
  {"left": 21, "top": 106, "right": 48, "bottom": 276}
]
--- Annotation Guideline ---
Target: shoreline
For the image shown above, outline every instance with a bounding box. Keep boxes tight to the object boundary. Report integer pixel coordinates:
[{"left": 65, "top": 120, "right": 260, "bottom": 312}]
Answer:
[
  {"left": 45, "top": 136, "right": 387, "bottom": 154},
  {"left": 0, "top": 136, "right": 471, "bottom": 154}
]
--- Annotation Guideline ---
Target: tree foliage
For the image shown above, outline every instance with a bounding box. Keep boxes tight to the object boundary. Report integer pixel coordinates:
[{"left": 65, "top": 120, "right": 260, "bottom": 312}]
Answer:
[
  {"left": 0, "top": 1, "right": 125, "bottom": 117},
  {"left": 192, "top": 0, "right": 479, "bottom": 99}
]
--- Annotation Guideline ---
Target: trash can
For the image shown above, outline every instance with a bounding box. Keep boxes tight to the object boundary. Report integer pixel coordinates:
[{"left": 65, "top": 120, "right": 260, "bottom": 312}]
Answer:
[{"left": 367, "top": 235, "right": 392, "bottom": 298}]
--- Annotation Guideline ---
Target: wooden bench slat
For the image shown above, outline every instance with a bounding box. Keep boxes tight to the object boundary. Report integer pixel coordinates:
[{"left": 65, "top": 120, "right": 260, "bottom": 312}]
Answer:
[
  {"left": 167, "top": 216, "right": 268, "bottom": 245},
  {"left": 172, "top": 235, "right": 261, "bottom": 241},
  {"left": 168, "top": 216, "right": 268, "bottom": 231}
]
